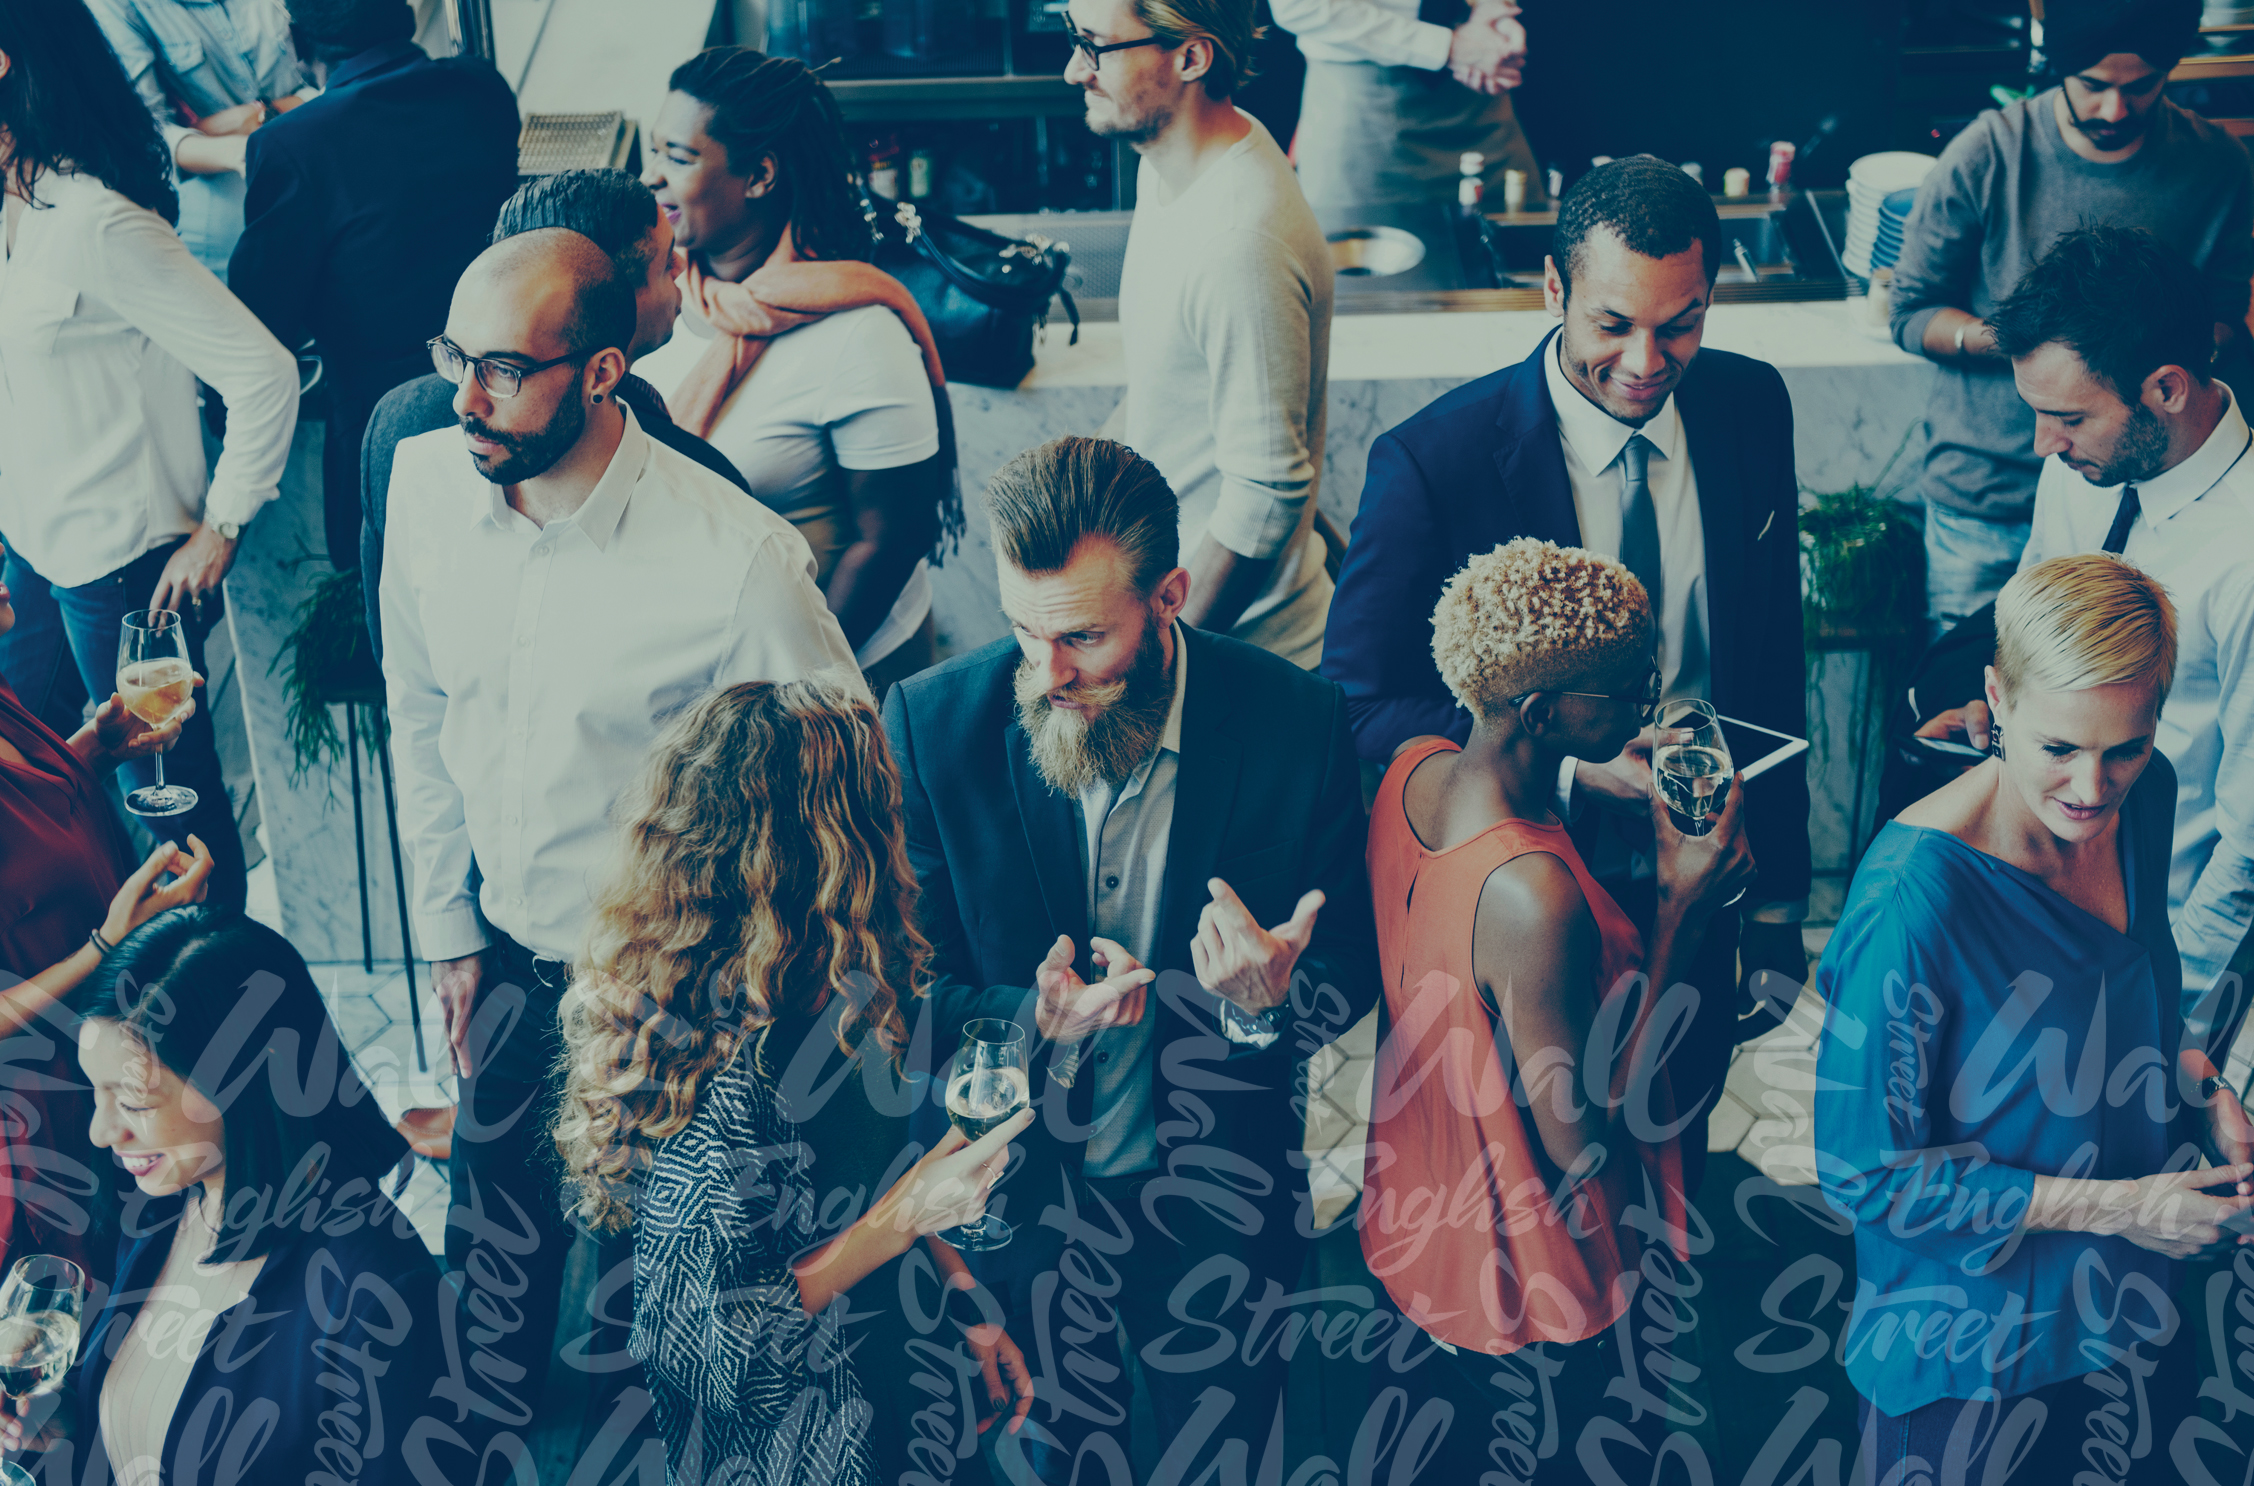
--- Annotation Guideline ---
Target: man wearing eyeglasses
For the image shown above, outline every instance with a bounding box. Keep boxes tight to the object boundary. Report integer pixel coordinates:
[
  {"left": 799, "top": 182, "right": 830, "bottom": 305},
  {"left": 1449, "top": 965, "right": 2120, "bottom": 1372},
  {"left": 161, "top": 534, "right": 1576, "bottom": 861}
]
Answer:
[
  {"left": 377, "top": 228, "right": 856, "bottom": 1439},
  {"left": 1891, "top": 0, "right": 2253, "bottom": 637},
  {"left": 1066, "top": 0, "right": 1337, "bottom": 670}
]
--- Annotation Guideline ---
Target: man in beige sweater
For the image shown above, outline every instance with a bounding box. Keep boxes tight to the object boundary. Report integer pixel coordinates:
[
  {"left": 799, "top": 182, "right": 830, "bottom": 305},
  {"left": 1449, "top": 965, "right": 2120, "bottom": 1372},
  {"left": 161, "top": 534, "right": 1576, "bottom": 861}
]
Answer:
[{"left": 1069, "top": 0, "right": 1337, "bottom": 668}]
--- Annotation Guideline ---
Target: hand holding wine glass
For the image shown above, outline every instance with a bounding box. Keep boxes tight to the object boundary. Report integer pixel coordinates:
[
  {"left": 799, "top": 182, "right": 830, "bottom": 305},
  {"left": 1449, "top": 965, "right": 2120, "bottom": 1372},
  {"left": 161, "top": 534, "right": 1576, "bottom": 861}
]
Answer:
[
  {"left": 0, "top": 1255, "right": 86, "bottom": 1439},
  {"left": 1650, "top": 742, "right": 1755, "bottom": 921},
  {"left": 115, "top": 611, "right": 199, "bottom": 818},
  {"left": 939, "top": 1020, "right": 1031, "bottom": 1252}
]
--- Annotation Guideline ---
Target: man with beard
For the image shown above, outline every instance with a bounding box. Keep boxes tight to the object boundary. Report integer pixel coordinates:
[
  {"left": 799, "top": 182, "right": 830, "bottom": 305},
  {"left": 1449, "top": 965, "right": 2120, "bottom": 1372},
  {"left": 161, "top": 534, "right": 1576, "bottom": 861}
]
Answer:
[
  {"left": 1066, "top": 0, "right": 1336, "bottom": 668},
  {"left": 1889, "top": 0, "right": 2252, "bottom": 635},
  {"left": 1324, "top": 155, "right": 1812, "bottom": 1199},
  {"left": 378, "top": 227, "right": 856, "bottom": 1443},
  {"left": 881, "top": 435, "right": 1377, "bottom": 1484},
  {"left": 1912, "top": 227, "right": 2254, "bottom": 1050}
]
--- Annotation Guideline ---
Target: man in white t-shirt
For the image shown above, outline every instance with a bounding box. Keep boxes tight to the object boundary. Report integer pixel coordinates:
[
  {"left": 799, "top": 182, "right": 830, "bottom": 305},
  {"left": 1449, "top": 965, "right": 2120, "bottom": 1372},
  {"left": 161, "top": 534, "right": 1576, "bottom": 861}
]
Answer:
[{"left": 1069, "top": 0, "right": 1337, "bottom": 668}]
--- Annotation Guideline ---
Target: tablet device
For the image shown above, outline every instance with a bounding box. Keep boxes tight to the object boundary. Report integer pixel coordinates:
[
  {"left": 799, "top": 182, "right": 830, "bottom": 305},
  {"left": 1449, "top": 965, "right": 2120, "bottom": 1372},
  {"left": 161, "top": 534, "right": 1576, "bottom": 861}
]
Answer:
[{"left": 1717, "top": 715, "right": 1810, "bottom": 782}]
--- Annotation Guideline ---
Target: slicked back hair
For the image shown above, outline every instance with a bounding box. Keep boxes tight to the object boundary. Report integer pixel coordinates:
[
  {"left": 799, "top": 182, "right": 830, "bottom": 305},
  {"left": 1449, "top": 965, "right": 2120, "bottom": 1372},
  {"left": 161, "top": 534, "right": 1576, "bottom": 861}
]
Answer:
[
  {"left": 1551, "top": 155, "right": 1723, "bottom": 302},
  {"left": 1989, "top": 225, "right": 2213, "bottom": 402},
  {"left": 985, "top": 437, "right": 1179, "bottom": 594},
  {"left": 494, "top": 170, "right": 663, "bottom": 285}
]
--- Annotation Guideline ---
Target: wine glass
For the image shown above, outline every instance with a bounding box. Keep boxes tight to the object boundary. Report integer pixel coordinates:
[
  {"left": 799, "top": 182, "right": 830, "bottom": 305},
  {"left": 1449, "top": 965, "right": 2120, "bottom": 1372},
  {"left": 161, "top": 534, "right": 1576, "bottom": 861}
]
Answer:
[
  {"left": 939, "top": 1019, "right": 1029, "bottom": 1253},
  {"left": 1653, "top": 699, "right": 1732, "bottom": 838},
  {"left": 0, "top": 1256, "right": 87, "bottom": 1402},
  {"left": 116, "top": 610, "right": 198, "bottom": 817}
]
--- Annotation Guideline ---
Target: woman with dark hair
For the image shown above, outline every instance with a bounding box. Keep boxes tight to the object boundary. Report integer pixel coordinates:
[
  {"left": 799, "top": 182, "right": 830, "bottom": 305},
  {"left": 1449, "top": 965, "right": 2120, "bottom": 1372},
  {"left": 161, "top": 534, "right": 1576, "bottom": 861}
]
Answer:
[
  {"left": 557, "top": 677, "right": 1033, "bottom": 1484},
  {"left": 2, "top": 536, "right": 216, "bottom": 1271},
  {"left": 0, "top": 0, "right": 298, "bottom": 916},
  {"left": 637, "top": 47, "right": 960, "bottom": 699},
  {"left": 0, "top": 907, "right": 447, "bottom": 1485}
]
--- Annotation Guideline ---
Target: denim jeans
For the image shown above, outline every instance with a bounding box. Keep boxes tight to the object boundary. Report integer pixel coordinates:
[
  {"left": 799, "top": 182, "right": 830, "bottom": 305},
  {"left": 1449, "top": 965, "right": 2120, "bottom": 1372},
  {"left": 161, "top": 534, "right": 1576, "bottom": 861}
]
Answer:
[
  {"left": 1924, "top": 502, "right": 2032, "bottom": 639},
  {"left": 0, "top": 538, "right": 246, "bottom": 912}
]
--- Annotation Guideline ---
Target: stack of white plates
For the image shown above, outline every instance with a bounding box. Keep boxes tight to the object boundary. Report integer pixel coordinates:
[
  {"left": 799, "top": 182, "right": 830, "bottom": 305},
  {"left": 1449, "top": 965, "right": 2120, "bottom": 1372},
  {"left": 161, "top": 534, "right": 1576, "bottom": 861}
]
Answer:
[{"left": 1843, "top": 151, "right": 1937, "bottom": 277}]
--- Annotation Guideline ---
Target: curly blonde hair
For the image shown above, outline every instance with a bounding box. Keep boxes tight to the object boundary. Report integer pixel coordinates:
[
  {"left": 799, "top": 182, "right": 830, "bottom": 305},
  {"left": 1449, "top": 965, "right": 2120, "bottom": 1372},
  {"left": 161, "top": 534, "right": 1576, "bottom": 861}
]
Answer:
[
  {"left": 555, "top": 676, "right": 928, "bottom": 1231},
  {"left": 1431, "top": 538, "right": 1653, "bottom": 721}
]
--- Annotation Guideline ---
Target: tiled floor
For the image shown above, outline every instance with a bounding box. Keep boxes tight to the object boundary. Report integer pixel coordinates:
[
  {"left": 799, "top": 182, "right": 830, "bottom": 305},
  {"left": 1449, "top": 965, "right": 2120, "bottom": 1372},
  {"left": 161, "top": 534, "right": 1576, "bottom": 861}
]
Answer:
[{"left": 305, "top": 960, "right": 455, "bottom": 1255}]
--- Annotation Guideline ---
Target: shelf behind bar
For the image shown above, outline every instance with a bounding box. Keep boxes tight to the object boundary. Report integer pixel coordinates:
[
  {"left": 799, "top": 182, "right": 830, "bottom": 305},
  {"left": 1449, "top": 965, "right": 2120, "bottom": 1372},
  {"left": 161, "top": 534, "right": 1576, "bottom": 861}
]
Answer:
[{"left": 827, "top": 75, "right": 1084, "bottom": 121}]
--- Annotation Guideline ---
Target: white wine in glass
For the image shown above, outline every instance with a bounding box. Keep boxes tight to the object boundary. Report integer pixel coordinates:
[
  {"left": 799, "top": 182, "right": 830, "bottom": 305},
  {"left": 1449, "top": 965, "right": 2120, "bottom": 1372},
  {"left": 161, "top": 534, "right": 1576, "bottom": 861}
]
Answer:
[
  {"left": 1654, "top": 699, "right": 1732, "bottom": 836},
  {"left": 116, "top": 609, "right": 198, "bottom": 817},
  {"left": 940, "top": 1019, "right": 1028, "bottom": 1253},
  {"left": 0, "top": 1255, "right": 85, "bottom": 1400}
]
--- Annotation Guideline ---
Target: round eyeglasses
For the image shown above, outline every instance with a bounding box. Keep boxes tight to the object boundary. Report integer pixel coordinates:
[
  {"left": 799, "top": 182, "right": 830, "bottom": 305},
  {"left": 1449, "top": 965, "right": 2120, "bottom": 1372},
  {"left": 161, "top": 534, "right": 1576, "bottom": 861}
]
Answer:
[{"left": 427, "top": 336, "right": 586, "bottom": 399}]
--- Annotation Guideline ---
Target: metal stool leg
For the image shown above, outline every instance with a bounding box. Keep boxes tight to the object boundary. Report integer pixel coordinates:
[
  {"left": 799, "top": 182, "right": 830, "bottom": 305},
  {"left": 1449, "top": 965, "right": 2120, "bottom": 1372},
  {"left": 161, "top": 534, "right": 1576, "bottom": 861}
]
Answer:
[
  {"left": 349, "top": 703, "right": 373, "bottom": 973},
  {"left": 371, "top": 705, "right": 427, "bottom": 1074}
]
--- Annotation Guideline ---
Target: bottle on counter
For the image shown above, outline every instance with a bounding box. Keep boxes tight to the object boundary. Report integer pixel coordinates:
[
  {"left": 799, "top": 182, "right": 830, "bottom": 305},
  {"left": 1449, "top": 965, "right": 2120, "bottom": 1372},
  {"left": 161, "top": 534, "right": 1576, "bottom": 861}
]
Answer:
[
  {"left": 1722, "top": 166, "right": 1752, "bottom": 197},
  {"left": 1766, "top": 140, "right": 1796, "bottom": 195},
  {"left": 1502, "top": 168, "right": 1527, "bottom": 213},
  {"left": 1458, "top": 151, "right": 1485, "bottom": 216},
  {"left": 1681, "top": 161, "right": 1705, "bottom": 188},
  {"left": 1546, "top": 164, "right": 1565, "bottom": 202},
  {"left": 908, "top": 148, "right": 934, "bottom": 200}
]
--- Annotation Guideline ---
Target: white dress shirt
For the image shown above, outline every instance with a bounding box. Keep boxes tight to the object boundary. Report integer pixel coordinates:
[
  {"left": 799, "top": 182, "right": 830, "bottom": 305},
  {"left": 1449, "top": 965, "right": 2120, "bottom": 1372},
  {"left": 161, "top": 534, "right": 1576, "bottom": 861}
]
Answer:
[
  {"left": 1268, "top": 0, "right": 1454, "bottom": 70},
  {"left": 0, "top": 172, "right": 298, "bottom": 587},
  {"left": 2021, "top": 384, "right": 2254, "bottom": 1018},
  {"left": 380, "top": 406, "right": 862, "bottom": 963}
]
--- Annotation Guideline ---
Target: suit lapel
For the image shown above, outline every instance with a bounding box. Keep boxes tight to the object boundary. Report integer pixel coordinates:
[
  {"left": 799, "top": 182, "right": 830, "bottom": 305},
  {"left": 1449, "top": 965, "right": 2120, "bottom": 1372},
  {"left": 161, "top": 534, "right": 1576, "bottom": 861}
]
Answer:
[
  {"left": 1005, "top": 717, "right": 1089, "bottom": 951},
  {"left": 1157, "top": 632, "right": 1241, "bottom": 974},
  {"left": 1495, "top": 329, "right": 1584, "bottom": 547},
  {"left": 1678, "top": 363, "right": 1747, "bottom": 696}
]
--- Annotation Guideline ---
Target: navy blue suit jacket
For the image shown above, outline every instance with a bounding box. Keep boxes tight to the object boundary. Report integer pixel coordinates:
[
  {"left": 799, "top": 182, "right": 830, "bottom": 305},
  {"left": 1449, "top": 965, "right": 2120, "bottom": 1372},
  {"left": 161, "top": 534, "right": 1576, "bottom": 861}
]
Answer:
[
  {"left": 881, "top": 628, "right": 1380, "bottom": 1241},
  {"left": 230, "top": 40, "right": 519, "bottom": 404},
  {"left": 1323, "top": 329, "right": 1813, "bottom": 904},
  {"left": 74, "top": 1186, "right": 450, "bottom": 1486}
]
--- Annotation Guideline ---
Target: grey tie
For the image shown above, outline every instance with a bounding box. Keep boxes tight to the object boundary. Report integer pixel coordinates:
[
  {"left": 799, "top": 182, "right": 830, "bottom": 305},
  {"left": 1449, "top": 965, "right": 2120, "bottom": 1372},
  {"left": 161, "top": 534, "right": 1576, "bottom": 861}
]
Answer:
[{"left": 1618, "top": 434, "right": 1664, "bottom": 614}]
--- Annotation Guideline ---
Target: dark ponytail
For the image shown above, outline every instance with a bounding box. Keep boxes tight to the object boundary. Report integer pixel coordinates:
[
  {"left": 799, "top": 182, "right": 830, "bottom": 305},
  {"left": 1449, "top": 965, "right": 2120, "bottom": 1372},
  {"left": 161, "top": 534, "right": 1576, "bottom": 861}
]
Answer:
[{"left": 667, "top": 47, "right": 871, "bottom": 265}]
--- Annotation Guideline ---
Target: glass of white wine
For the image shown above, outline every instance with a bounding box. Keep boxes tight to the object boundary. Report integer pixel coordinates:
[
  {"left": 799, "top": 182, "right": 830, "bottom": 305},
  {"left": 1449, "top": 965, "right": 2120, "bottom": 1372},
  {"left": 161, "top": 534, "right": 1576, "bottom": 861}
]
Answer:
[
  {"left": 939, "top": 1019, "right": 1029, "bottom": 1253},
  {"left": 0, "top": 1255, "right": 86, "bottom": 1403},
  {"left": 116, "top": 609, "right": 198, "bottom": 817},
  {"left": 1654, "top": 699, "right": 1732, "bottom": 838}
]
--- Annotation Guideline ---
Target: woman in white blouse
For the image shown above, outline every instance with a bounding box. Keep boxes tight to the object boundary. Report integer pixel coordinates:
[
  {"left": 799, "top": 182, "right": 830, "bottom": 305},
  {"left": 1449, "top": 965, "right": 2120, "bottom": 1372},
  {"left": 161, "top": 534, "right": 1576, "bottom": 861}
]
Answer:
[
  {"left": 638, "top": 48, "right": 959, "bottom": 699},
  {"left": 0, "top": 0, "right": 298, "bottom": 914}
]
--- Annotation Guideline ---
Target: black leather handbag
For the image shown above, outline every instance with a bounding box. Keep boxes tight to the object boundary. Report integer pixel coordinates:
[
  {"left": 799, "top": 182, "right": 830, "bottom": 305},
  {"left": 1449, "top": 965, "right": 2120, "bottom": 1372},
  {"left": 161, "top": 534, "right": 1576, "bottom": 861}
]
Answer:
[{"left": 867, "top": 198, "right": 1078, "bottom": 389}]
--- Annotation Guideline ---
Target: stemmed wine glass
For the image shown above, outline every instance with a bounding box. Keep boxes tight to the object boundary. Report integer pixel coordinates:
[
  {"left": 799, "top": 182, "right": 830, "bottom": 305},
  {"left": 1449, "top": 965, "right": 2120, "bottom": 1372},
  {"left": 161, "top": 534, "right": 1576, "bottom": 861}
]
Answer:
[
  {"left": 939, "top": 1019, "right": 1029, "bottom": 1253},
  {"left": 0, "top": 1256, "right": 87, "bottom": 1403},
  {"left": 116, "top": 610, "right": 198, "bottom": 817},
  {"left": 1653, "top": 699, "right": 1732, "bottom": 838}
]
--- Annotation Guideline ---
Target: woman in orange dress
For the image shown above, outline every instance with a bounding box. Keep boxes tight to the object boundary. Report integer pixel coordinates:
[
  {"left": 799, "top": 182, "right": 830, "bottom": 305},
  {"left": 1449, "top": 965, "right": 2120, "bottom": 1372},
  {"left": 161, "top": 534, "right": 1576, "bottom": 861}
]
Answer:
[{"left": 1360, "top": 538, "right": 1753, "bottom": 1480}]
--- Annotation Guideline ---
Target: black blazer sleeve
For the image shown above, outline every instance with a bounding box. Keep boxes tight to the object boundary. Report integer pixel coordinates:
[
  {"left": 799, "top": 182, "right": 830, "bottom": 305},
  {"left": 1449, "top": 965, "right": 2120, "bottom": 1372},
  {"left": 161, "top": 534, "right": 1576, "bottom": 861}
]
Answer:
[
  {"left": 1281, "top": 679, "right": 1383, "bottom": 1045},
  {"left": 229, "top": 129, "right": 321, "bottom": 352},
  {"left": 1740, "top": 363, "right": 1813, "bottom": 906},
  {"left": 1322, "top": 430, "right": 1472, "bottom": 763}
]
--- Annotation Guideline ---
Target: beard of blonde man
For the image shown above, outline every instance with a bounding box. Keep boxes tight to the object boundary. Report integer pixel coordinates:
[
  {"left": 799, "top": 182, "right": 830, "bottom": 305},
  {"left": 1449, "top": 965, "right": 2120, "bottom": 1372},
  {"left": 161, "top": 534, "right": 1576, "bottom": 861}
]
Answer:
[{"left": 1013, "top": 612, "right": 1174, "bottom": 796}]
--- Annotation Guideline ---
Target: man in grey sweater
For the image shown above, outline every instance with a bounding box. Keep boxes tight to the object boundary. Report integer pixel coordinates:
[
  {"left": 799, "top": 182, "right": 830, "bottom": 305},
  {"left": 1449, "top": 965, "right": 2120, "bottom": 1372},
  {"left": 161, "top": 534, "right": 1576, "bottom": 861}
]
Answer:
[
  {"left": 1069, "top": 0, "right": 1337, "bottom": 668},
  {"left": 1890, "top": 0, "right": 2250, "bottom": 633}
]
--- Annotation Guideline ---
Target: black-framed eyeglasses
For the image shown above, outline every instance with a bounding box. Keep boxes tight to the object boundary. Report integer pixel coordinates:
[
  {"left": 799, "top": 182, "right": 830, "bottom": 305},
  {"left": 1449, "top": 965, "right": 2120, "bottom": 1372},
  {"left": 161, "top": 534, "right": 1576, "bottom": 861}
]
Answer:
[
  {"left": 1509, "top": 664, "right": 1663, "bottom": 725},
  {"left": 427, "top": 336, "right": 585, "bottom": 399},
  {"left": 1064, "top": 16, "right": 1171, "bottom": 69}
]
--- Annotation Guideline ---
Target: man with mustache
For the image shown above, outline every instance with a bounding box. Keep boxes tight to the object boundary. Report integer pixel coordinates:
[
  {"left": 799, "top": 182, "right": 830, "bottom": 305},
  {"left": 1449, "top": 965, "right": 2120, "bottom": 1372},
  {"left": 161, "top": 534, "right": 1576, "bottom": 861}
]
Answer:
[
  {"left": 378, "top": 227, "right": 856, "bottom": 1434},
  {"left": 1889, "top": 0, "right": 2252, "bottom": 636},
  {"left": 1325, "top": 155, "right": 1812, "bottom": 1199},
  {"left": 882, "top": 435, "right": 1377, "bottom": 1483}
]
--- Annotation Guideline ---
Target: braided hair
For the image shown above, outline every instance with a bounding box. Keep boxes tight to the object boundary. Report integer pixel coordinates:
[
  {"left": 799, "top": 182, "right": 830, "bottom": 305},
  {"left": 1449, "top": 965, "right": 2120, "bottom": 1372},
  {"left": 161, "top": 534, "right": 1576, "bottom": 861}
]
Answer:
[{"left": 666, "top": 47, "right": 872, "bottom": 265}]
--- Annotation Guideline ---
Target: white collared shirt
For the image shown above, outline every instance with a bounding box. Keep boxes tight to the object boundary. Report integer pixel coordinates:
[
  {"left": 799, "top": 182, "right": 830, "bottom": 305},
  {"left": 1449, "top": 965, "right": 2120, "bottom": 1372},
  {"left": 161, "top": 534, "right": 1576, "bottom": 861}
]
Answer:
[
  {"left": 0, "top": 172, "right": 298, "bottom": 586},
  {"left": 2022, "top": 384, "right": 2254, "bottom": 1012},
  {"left": 1542, "top": 331, "right": 1712, "bottom": 705},
  {"left": 379, "top": 406, "right": 862, "bottom": 962},
  {"left": 1268, "top": 0, "right": 1454, "bottom": 70}
]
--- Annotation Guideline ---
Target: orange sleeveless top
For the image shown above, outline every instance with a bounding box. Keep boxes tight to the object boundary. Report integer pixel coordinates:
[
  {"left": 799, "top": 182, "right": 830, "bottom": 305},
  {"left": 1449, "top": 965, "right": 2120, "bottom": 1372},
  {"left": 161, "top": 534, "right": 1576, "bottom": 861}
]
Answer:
[{"left": 1360, "top": 738, "right": 1688, "bottom": 1355}]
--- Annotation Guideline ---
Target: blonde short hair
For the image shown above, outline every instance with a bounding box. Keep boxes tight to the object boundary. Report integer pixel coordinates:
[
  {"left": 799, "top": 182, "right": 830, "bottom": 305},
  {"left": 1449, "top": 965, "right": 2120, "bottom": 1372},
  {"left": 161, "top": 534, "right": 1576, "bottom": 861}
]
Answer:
[
  {"left": 1431, "top": 538, "right": 1654, "bottom": 722},
  {"left": 1994, "top": 552, "right": 2177, "bottom": 708},
  {"left": 1134, "top": 0, "right": 1259, "bottom": 99}
]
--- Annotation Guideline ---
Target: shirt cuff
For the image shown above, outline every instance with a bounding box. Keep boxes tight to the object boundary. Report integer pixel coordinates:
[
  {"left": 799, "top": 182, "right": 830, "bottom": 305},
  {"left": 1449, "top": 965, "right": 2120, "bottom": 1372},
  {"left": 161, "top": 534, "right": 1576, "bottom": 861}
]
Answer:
[
  {"left": 161, "top": 121, "right": 193, "bottom": 151},
  {"left": 1407, "top": 19, "right": 1454, "bottom": 71},
  {"left": 413, "top": 905, "right": 491, "bottom": 964},
  {"left": 1205, "top": 479, "right": 1311, "bottom": 562},
  {"left": 1747, "top": 899, "right": 1809, "bottom": 925},
  {"left": 201, "top": 481, "right": 281, "bottom": 535}
]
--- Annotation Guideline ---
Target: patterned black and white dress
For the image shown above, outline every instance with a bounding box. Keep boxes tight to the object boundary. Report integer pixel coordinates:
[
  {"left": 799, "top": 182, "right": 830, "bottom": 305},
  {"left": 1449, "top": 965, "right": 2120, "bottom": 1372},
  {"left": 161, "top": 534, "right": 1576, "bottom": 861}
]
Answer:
[{"left": 632, "top": 1042, "right": 874, "bottom": 1486}]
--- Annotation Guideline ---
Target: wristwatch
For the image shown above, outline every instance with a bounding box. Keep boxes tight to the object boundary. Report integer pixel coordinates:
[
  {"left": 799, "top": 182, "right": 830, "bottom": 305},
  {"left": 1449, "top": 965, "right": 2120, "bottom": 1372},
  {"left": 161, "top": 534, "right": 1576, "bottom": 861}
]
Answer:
[
  {"left": 1216, "top": 996, "right": 1287, "bottom": 1048},
  {"left": 2201, "top": 1074, "right": 2231, "bottom": 1103},
  {"left": 1955, "top": 320, "right": 1980, "bottom": 357}
]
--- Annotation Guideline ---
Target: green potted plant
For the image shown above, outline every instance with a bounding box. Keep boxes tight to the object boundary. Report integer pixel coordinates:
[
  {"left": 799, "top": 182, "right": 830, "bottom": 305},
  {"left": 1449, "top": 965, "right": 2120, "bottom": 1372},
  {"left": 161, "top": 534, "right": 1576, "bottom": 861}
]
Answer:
[{"left": 274, "top": 564, "right": 384, "bottom": 786}]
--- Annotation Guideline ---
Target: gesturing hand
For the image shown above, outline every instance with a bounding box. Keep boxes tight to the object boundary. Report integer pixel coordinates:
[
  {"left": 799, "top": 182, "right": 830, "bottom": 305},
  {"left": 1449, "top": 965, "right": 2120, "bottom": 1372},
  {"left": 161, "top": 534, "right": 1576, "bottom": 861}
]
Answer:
[
  {"left": 1034, "top": 935, "right": 1152, "bottom": 1042},
  {"left": 100, "top": 836, "right": 216, "bottom": 948},
  {"left": 1191, "top": 879, "right": 1322, "bottom": 1015}
]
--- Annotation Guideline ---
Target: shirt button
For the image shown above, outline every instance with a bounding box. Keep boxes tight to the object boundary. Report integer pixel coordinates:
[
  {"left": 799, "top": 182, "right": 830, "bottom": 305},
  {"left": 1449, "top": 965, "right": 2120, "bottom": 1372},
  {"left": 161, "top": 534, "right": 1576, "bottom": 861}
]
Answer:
[{"left": 1104, "top": 875, "right": 1119, "bottom": 890}]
